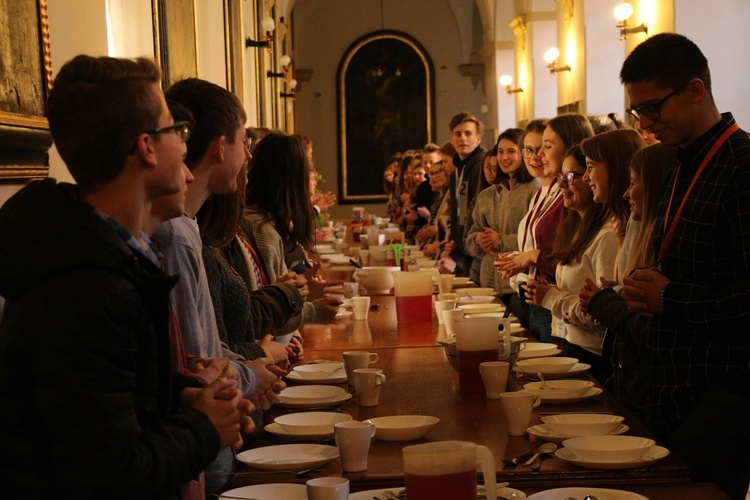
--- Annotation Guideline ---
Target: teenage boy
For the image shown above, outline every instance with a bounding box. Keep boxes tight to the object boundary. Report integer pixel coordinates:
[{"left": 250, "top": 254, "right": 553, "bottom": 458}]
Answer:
[
  {"left": 441, "top": 112, "right": 485, "bottom": 276},
  {"left": 620, "top": 33, "right": 750, "bottom": 499},
  {"left": 0, "top": 55, "right": 252, "bottom": 498}
]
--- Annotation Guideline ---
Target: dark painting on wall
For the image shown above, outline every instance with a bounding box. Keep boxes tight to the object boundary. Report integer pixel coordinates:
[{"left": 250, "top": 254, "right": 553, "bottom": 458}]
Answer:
[{"left": 338, "top": 31, "right": 434, "bottom": 204}]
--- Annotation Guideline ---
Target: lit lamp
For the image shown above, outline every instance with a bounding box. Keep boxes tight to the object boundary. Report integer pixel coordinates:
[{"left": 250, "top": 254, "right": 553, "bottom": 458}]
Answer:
[
  {"left": 245, "top": 16, "right": 276, "bottom": 52},
  {"left": 614, "top": 3, "right": 647, "bottom": 40},
  {"left": 543, "top": 47, "right": 571, "bottom": 76},
  {"left": 280, "top": 78, "right": 298, "bottom": 99},
  {"left": 499, "top": 74, "right": 523, "bottom": 94}
]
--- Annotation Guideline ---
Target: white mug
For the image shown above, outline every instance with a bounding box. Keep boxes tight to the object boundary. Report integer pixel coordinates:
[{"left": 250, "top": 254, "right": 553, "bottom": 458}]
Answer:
[
  {"left": 500, "top": 390, "right": 541, "bottom": 436},
  {"left": 335, "top": 421, "right": 376, "bottom": 472},
  {"left": 354, "top": 368, "right": 386, "bottom": 406},
  {"left": 343, "top": 351, "right": 379, "bottom": 384},
  {"left": 351, "top": 296, "right": 371, "bottom": 320},
  {"left": 306, "top": 477, "right": 349, "bottom": 500},
  {"left": 479, "top": 361, "right": 510, "bottom": 399},
  {"left": 434, "top": 299, "right": 456, "bottom": 325},
  {"left": 343, "top": 281, "right": 360, "bottom": 298}
]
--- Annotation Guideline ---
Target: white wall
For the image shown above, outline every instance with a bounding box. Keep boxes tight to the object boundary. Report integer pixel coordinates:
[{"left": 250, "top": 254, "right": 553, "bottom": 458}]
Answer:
[
  {"left": 675, "top": 0, "right": 750, "bottom": 130},
  {"left": 196, "top": 0, "right": 228, "bottom": 88},
  {"left": 584, "top": 0, "right": 625, "bottom": 116}
]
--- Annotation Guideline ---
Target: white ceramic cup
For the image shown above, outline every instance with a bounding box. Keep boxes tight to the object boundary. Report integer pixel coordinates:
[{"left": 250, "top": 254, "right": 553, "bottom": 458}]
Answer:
[
  {"left": 359, "top": 249, "right": 370, "bottom": 266},
  {"left": 500, "top": 390, "right": 541, "bottom": 436},
  {"left": 351, "top": 296, "right": 371, "bottom": 320},
  {"left": 343, "top": 281, "right": 360, "bottom": 298},
  {"left": 349, "top": 247, "right": 361, "bottom": 260},
  {"left": 438, "top": 292, "right": 458, "bottom": 303},
  {"left": 334, "top": 421, "right": 376, "bottom": 472},
  {"left": 343, "top": 351, "right": 379, "bottom": 384},
  {"left": 354, "top": 368, "right": 386, "bottom": 406},
  {"left": 479, "top": 361, "right": 510, "bottom": 399},
  {"left": 434, "top": 299, "right": 456, "bottom": 325},
  {"left": 441, "top": 308, "right": 465, "bottom": 338},
  {"left": 306, "top": 477, "right": 350, "bottom": 500},
  {"left": 438, "top": 275, "right": 454, "bottom": 293}
]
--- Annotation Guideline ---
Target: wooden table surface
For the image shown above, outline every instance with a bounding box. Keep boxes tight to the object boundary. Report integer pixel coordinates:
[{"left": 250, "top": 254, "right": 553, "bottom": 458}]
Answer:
[{"left": 227, "top": 291, "right": 728, "bottom": 499}]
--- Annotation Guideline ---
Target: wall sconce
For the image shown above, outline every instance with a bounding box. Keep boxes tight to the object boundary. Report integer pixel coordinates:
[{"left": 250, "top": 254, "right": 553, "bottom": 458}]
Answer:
[
  {"left": 280, "top": 79, "right": 298, "bottom": 99},
  {"left": 245, "top": 17, "right": 276, "bottom": 52},
  {"left": 267, "top": 55, "right": 291, "bottom": 79},
  {"left": 614, "top": 3, "right": 647, "bottom": 40},
  {"left": 543, "top": 47, "right": 571, "bottom": 76},
  {"left": 499, "top": 74, "right": 523, "bottom": 95}
]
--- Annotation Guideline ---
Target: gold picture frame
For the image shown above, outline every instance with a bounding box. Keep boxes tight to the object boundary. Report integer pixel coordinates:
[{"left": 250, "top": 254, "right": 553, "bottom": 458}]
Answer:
[
  {"left": 0, "top": 0, "right": 53, "bottom": 179},
  {"left": 152, "top": 0, "right": 198, "bottom": 89}
]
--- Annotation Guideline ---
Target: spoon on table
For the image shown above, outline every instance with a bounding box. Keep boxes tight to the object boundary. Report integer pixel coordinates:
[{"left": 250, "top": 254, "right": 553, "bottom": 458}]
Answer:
[
  {"left": 531, "top": 442, "right": 557, "bottom": 471},
  {"left": 537, "top": 372, "right": 548, "bottom": 389},
  {"left": 522, "top": 441, "right": 557, "bottom": 467}
]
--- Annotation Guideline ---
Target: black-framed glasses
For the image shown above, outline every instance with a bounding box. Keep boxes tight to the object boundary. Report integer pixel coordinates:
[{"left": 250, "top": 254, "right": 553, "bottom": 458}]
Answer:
[
  {"left": 521, "top": 146, "right": 542, "bottom": 159},
  {"left": 557, "top": 171, "right": 584, "bottom": 187},
  {"left": 626, "top": 89, "right": 678, "bottom": 121},
  {"left": 429, "top": 168, "right": 444, "bottom": 176},
  {"left": 144, "top": 121, "right": 191, "bottom": 142}
]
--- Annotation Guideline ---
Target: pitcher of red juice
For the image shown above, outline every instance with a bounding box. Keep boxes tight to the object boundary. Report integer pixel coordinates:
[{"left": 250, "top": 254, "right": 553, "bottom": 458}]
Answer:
[
  {"left": 403, "top": 440, "right": 496, "bottom": 500},
  {"left": 454, "top": 316, "right": 500, "bottom": 392},
  {"left": 391, "top": 270, "right": 436, "bottom": 323}
]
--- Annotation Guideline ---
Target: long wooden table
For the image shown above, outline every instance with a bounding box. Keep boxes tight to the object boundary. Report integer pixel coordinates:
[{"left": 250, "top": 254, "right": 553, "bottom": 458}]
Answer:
[{"left": 229, "top": 294, "right": 728, "bottom": 499}]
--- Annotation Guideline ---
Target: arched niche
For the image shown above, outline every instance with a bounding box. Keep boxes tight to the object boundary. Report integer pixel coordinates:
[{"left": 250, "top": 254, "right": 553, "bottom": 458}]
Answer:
[{"left": 337, "top": 30, "right": 434, "bottom": 204}]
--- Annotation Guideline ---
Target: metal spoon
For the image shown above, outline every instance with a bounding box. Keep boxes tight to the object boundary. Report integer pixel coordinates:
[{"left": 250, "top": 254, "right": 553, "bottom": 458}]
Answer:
[
  {"left": 537, "top": 371, "right": 548, "bottom": 389},
  {"left": 531, "top": 442, "right": 557, "bottom": 470},
  {"left": 523, "top": 441, "right": 557, "bottom": 467}
]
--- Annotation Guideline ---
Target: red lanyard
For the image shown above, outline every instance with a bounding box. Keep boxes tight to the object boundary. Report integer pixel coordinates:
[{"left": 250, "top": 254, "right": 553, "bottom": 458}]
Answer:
[{"left": 658, "top": 122, "right": 739, "bottom": 268}]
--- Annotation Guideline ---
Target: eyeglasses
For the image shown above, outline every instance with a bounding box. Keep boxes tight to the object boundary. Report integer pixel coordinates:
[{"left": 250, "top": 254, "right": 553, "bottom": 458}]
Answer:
[
  {"left": 144, "top": 121, "right": 191, "bottom": 142},
  {"left": 244, "top": 137, "right": 254, "bottom": 151},
  {"left": 521, "top": 146, "right": 542, "bottom": 159},
  {"left": 626, "top": 89, "right": 678, "bottom": 121},
  {"left": 557, "top": 171, "right": 584, "bottom": 187},
  {"left": 429, "top": 168, "right": 444, "bottom": 176}
]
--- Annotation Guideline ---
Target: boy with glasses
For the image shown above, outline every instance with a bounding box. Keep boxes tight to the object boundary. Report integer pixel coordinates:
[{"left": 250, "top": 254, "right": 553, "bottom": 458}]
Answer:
[
  {"left": 620, "top": 33, "right": 750, "bottom": 498},
  {"left": 0, "top": 55, "right": 253, "bottom": 498}
]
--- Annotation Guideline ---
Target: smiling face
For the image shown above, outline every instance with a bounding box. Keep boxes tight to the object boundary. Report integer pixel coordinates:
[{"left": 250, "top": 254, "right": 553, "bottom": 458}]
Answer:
[
  {"left": 626, "top": 79, "right": 696, "bottom": 147},
  {"left": 583, "top": 158, "right": 609, "bottom": 204},
  {"left": 428, "top": 162, "right": 446, "bottom": 191},
  {"left": 413, "top": 166, "right": 427, "bottom": 185},
  {"left": 451, "top": 121, "right": 482, "bottom": 160},
  {"left": 539, "top": 126, "right": 567, "bottom": 178},
  {"left": 623, "top": 170, "right": 645, "bottom": 221},
  {"left": 496, "top": 138, "right": 521, "bottom": 177},
  {"left": 560, "top": 155, "right": 594, "bottom": 215},
  {"left": 208, "top": 123, "right": 251, "bottom": 195}
]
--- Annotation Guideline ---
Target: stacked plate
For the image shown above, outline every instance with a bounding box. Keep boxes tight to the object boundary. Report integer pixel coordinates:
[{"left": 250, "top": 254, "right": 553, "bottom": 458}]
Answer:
[
  {"left": 514, "top": 357, "right": 591, "bottom": 378},
  {"left": 526, "top": 488, "right": 648, "bottom": 500},
  {"left": 285, "top": 362, "right": 348, "bottom": 385},
  {"left": 276, "top": 384, "right": 352, "bottom": 408},
  {"left": 518, "top": 342, "right": 562, "bottom": 359},
  {"left": 527, "top": 414, "right": 630, "bottom": 443},
  {"left": 236, "top": 443, "right": 340, "bottom": 471},
  {"left": 555, "top": 435, "right": 670, "bottom": 469}
]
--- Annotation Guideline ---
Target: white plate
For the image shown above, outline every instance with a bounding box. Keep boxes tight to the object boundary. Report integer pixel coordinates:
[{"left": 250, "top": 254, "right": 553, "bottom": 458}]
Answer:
[
  {"left": 457, "top": 296, "right": 497, "bottom": 305},
  {"left": 264, "top": 422, "right": 334, "bottom": 441},
  {"left": 526, "top": 423, "right": 630, "bottom": 443},
  {"left": 286, "top": 363, "right": 348, "bottom": 385},
  {"left": 535, "top": 387, "right": 603, "bottom": 404},
  {"left": 276, "top": 392, "right": 352, "bottom": 409},
  {"left": 349, "top": 486, "right": 527, "bottom": 500},
  {"left": 279, "top": 385, "right": 346, "bottom": 402},
  {"left": 316, "top": 246, "right": 336, "bottom": 254},
  {"left": 220, "top": 483, "right": 308, "bottom": 499},
  {"left": 555, "top": 445, "right": 669, "bottom": 469},
  {"left": 518, "top": 343, "right": 562, "bottom": 359},
  {"left": 236, "top": 444, "right": 340, "bottom": 470},
  {"left": 526, "top": 487, "right": 648, "bottom": 500},
  {"left": 335, "top": 308, "right": 353, "bottom": 318},
  {"left": 514, "top": 363, "right": 592, "bottom": 379}
]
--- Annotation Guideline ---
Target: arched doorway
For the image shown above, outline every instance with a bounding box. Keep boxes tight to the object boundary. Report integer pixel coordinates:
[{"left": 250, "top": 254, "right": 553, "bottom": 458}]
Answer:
[{"left": 337, "top": 30, "right": 434, "bottom": 204}]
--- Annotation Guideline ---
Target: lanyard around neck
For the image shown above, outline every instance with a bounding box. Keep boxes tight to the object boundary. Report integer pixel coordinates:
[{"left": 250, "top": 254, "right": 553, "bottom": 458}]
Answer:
[{"left": 658, "top": 122, "right": 739, "bottom": 268}]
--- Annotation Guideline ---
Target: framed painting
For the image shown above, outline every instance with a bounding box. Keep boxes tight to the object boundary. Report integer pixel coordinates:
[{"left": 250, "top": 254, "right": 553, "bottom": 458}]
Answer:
[
  {"left": 337, "top": 31, "right": 434, "bottom": 204},
  {"left": 152, "top": 0, "right": 198, "bottom": 89},
  {"left": 0, "top": 0, "right": 53, "bottom": 179}
]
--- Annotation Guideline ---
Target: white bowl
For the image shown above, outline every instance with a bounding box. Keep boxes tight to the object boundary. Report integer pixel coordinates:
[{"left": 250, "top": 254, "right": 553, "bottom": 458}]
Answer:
[
  {"left": 353, "top": 266, "right": 400, "bottom": 294},
  {"left": 274, "top": 411, "right": 353, "bottom": 435},
  {"left": 563, "top": 435, "right": 655, "bottom": 463},
  {"left": 516, "top": 357, "right": 579, "bottom": 374},
  {"left": 368, "top": 245, "right": 390, "bottom": 265},
  {"left": 542, "top": 414, "right": 625, "bottom": 436},
  {"left": 278, "top": 385, "right": 346, "bottom": 402},
  {"left": 524, "top": 380, "right": 595, "bottom": 399},
  {"left": 452, "top": 277, "right": 472, "bottom": 287},
  {"left": 455, "top": 287, "right": 495, "bottom": 297},
  {"left": 457, "top": 303, "right": 504, "bottom": 315},
  {"left": 292, "top": 363, "right": 345, "bottom": 379},
  {"left": 367, "top": 415, "right": 440, "bottom": 441},
  {"left": 518, "top": 342, "right": 559, "bottom": 358}
]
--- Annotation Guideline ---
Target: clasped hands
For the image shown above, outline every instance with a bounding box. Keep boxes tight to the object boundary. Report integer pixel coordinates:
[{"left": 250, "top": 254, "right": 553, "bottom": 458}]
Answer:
[{"left": 476, "top": 227, "right": 498, "bottom": 256}]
